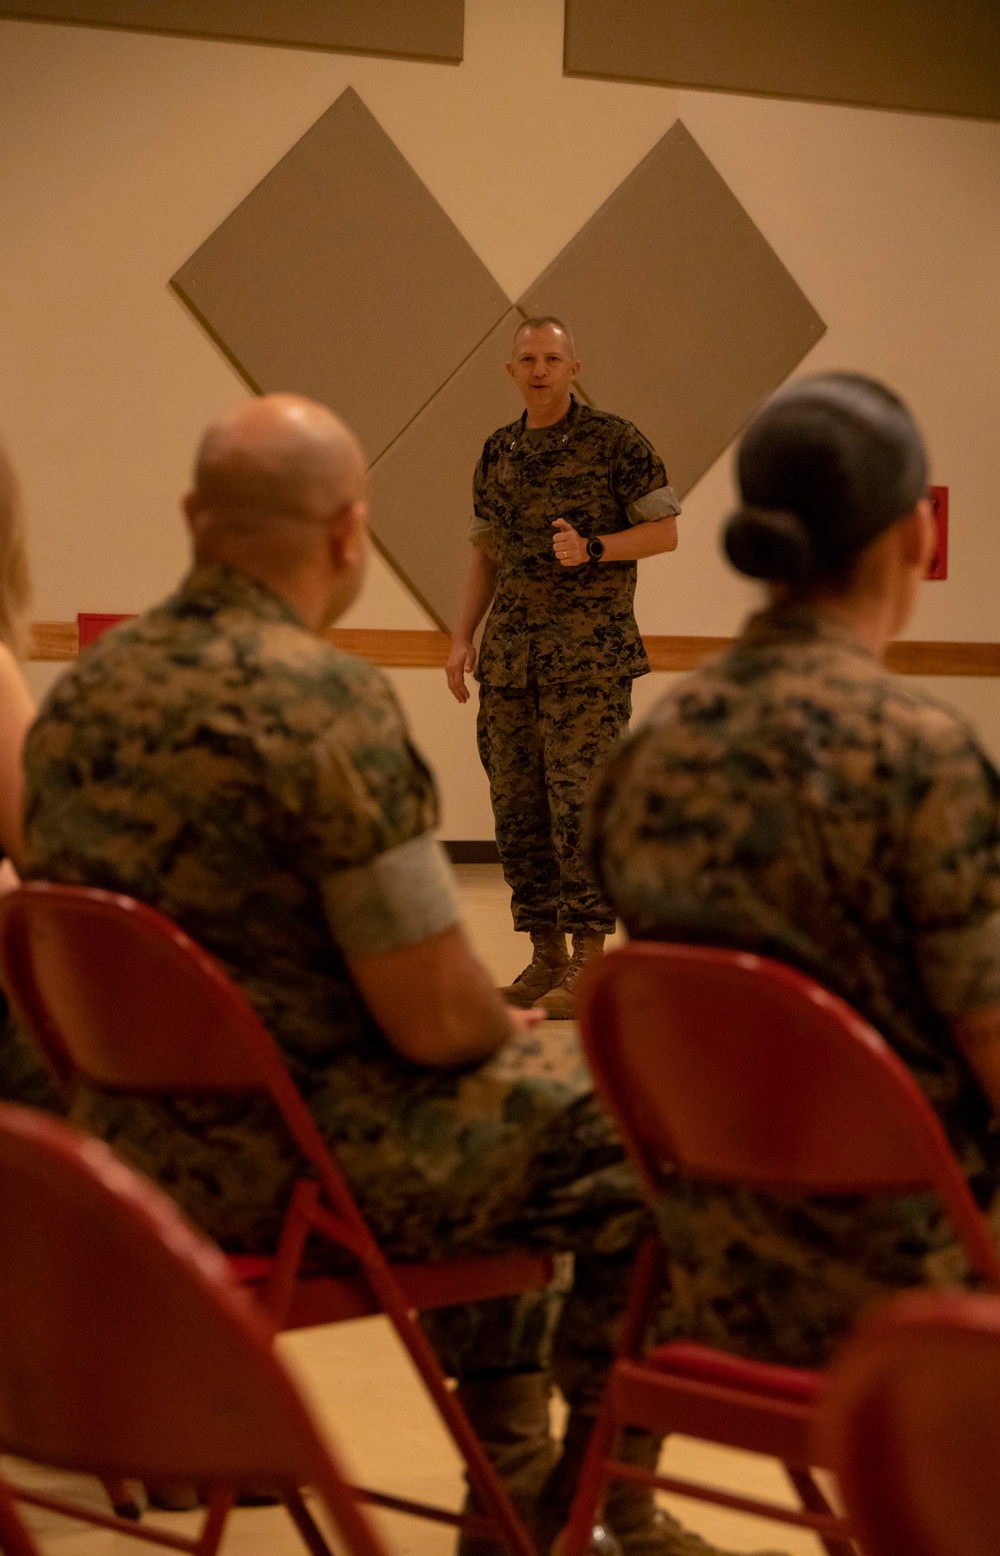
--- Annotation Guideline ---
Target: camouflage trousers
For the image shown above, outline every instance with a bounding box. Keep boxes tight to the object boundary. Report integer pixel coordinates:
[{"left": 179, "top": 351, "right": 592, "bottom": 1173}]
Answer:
[
  {"left": 0, "top": 1000, "right": 65, "bottom": 1116},
  {"left": 72, "top": 1024, "right": 660, "bottom": 1410},
  {"left": 477, "top": 675, "right": 632, "bottom": 934}
]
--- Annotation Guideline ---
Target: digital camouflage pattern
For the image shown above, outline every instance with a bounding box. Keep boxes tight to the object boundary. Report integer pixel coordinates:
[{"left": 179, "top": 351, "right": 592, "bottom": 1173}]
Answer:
[
  {"left": 589, "top": 602, "right": 1000, "bottom": 1366},
  {"left": 0, "top": 1001, "right": 65, "bottom": 1116},
  {"left": 21, "top": 563, "right": 661, "bottom": 1394},
  {"left": 478, "top": 675, "right": 632, "bottom": 933},
  {"left": 471, "top": 396, "right": 679, "bottom": 688},
  {"left": 24, "top": 564, "right": 444, "bottom": 1091},
  {"left": 470, "top": 395, "right": 677, "bottom": 935}
]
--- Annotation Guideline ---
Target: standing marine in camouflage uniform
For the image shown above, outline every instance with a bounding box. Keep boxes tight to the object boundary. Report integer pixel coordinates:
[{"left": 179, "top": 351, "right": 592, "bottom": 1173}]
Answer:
[
  {"left": 446, "top": 318, "right": 681, "bottom": 1019},
  {"left": 23, "top": 396, "right": 755, "bottom": 1556},
  {"left": 590, "top": 373, "right": 1000, "bottom": 1370}
]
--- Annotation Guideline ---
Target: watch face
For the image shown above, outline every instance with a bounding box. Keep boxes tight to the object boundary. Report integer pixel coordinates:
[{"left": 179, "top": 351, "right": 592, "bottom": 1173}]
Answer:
[{"left": 587, "top": 537, "right": 605, "bottom": 560}]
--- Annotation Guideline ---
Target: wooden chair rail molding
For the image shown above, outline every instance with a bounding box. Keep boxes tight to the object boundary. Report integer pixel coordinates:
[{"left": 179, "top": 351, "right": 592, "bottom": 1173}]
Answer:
[{"left": 26, "top": 624, "right": 1000, "bottom": 677}]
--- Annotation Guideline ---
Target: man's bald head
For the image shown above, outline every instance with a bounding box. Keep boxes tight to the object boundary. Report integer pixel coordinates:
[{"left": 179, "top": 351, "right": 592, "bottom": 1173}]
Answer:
[
  {"left": 188, "top": 394, "right": 366, "bottom": 532},
  {"left": 184, "top": 396, "right": 370, "bottom": 630}
]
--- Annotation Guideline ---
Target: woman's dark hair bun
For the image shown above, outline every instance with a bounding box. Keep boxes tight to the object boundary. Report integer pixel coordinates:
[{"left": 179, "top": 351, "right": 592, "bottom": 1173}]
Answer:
[
  {"left": 723, "top": 505, "right": 815, "bottom": 582},
  {"left": 724, "top": 373, "right": 929, "bottom": 590}
]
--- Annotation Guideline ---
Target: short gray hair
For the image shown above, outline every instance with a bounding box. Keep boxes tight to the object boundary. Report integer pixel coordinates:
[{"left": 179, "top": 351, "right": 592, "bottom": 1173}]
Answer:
[{"left": 512, "top": 316, "right": 576, "bottom": 356}]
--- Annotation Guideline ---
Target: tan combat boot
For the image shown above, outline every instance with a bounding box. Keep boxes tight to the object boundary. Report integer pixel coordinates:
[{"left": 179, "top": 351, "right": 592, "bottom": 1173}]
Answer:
[
  {"left": 456, "top": 1370, "right": 558, "bottom": 1556},
  {"left": 540, "top": 1419, "right": 787, "bottom": 1556},
  {"left": 601, "top": 1429, "right": 787, "bottom": 1556},
  {"left": 500, "top": 929, "right": 570, "bottom": 1009},
  {"left": 537, "top": 932, "right": 605, "bottom": 1021}
]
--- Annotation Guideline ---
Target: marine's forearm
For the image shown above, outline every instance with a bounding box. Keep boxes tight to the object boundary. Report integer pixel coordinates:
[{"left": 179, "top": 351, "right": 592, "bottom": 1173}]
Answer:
[
  {"left": 452, "top": 545, "right": 498, "bottom": 642},
  {"left": 599, "top": 515, "right": 679, "bottom": 561},
  {"left": 552, "top": 514, "right": 680, "bottom": 569}
]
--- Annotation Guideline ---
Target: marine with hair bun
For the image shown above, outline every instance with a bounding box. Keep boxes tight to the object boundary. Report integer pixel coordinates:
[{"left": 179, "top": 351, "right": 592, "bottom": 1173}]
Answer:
[{"left": 589, "top": 372, "right": 1000, "bottom": 1367}]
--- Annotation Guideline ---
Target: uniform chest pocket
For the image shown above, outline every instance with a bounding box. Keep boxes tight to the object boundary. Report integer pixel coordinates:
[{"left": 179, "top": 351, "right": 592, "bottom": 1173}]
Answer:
[{"left": 547, "top": 469, "right": 612, "bottom": 530}]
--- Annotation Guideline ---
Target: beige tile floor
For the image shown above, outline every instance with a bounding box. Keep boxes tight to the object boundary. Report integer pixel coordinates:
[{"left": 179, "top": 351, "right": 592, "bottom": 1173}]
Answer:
[{"left": 1, "top": 865, "right": 828, "bottom": 1556}]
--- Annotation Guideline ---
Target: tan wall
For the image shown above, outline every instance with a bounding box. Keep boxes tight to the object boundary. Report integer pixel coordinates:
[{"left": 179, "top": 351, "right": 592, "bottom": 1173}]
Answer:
[{"left": 3, "top": 0, "right": 1000, "bottom": 839}]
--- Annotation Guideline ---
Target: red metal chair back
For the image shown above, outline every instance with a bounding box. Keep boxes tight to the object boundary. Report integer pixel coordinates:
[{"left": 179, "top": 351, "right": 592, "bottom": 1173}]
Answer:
[
  {"left": 821, "top": 1289, "right": 1000, "bottom": 1556},
  {"left": 0, "top": 882, "right": 372, "bottom": 1243},
  {"left": 579, "top": 942, "right": 1000, "bottom": 1284},
  {"left": 0, "top": 882, "right": 543, "bottom": 1556},
  {"left": 0, "top": 882, "right": 290, "bottom": 1093},
  {"left": 0, "top": 1102, "right": 387, "bottom": 1556}
]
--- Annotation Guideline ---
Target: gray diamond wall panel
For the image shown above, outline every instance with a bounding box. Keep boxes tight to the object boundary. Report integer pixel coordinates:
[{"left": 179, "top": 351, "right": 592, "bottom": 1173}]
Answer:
[
  {"left": 172, "top": 98, "right": 825, "bottom": 626},
  {"left": 171, "top": 88, "right": 510, "bottom": 465},
  {"left": 368, "top": 312, "right": 527, "bottom": 630},
  {"left": 518, "top": 121, "right": 825, "bottom": 498}
]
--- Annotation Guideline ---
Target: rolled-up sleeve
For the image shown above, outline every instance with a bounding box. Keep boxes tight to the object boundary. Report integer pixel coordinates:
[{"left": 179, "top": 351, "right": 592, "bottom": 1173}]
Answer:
[
  {"left": 613, "top": 423, "right": 679, "bottom": 526},
  {"left": 468, "top": 512, "right": 495, "bottom": 547},
  {"left": 321, "top": 832, "right": 461, "bottom": 959},
  {"left": 301, "top": 659, "right": 457, "bottom": 960},
  {"left": 626, "top": 483, "right": 682, "bottom": 525}
]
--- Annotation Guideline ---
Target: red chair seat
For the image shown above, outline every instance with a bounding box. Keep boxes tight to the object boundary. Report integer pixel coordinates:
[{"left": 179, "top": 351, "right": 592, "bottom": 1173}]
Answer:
[
  {"left": 227, "top": 1254, "right": 274, "bottom": 1282},
  {"left": 646, "top": 1341, "right": 824, "bottom": 1404},
  {"left": 230, "top": 1251, "right": 554, "bottom": 1329},
  {"left": 612, "top": 1356, "right": 819, "bottom": 1465}
]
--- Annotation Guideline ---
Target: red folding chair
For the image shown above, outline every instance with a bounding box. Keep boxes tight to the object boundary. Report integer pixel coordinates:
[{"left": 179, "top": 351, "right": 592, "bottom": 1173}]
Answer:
[
  {"left": 820, "top": 1288, "right": 1000, "bottom": 1556},
  {"left": 561, "top": 942, "right": 1000, "bottom": 1556},
  {"left": 0, "top": 1100, "right": 389, "bottom": 1556},
  {"left": 0, "top": 882, "right": 552, "bottom": 1556}
]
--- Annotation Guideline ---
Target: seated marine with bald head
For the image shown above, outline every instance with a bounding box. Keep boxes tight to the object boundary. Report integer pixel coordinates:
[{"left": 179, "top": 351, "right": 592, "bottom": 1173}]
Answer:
[
  {"left": 22, "top": 393, "right": 532, "bottom": 1247},
  {"left": 21, "top": 393, "right": 713, "bottom": 1556}
]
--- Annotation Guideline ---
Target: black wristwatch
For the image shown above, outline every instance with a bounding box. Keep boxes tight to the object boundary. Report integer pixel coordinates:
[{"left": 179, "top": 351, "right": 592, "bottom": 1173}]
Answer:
[{"left": 586, "top": 537, "right": 606, "bottom": 562}]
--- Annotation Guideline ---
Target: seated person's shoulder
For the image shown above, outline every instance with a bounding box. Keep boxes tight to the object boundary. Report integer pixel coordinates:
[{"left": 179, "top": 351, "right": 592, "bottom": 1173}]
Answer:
[
  {"left": 248, "top": 619, "right": 403, "bottom": 729},
  {"left": 301, "top": 633, "right": 396, "bottom": 703},
  {"left": 301, "top": 643, "right": 415, "bottom": 764},
  {"left": 600, "top": 655, "right": 1000, "bottom": 816},
  {"left": 869, "top": 674, "right": 995, "bottom": 775}
]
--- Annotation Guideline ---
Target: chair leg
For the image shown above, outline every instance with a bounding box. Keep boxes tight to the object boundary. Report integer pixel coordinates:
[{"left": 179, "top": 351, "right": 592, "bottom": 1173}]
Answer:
[
  {"left": 617, "top": 1238, "right": 666, "bottom": 1358},
  {"left": 373, "top": 1293, "right": 536, "bottom": 1556},
  {"left": 559, "top": 1236, "right": 666, "bottom": 1556},
  {"left": 783, "top": 1466, "right": 857, "bottom": 1556},
  {"left": 309, "top": 1467, "right": 395, "bottom": 1556},
  {"left": 193, "top": 1488, "right": 236, "bottom": 1556},
  {"left": 283, "top": 1487, "right": 337, "bottom": 1556},
  {"left": 261, "top": 1185, "right": 535, "bottom": 1556},
  {"left": 0, "top": 1480, "right": 41, "bottom": 1556},
  {"left": 559, "top": 1404, "right": 620, "bottom": 1556},
  {"left": 264, "top": 1179, "right": 321, "bottom": 1328}
]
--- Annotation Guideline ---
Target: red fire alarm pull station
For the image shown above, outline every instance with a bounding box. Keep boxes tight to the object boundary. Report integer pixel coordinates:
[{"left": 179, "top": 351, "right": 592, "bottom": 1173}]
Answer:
[
  {"left": 926, "top": 486, "right": 948, "bottom": 580},
  {"left": 77, "top": 613, "right": 137, "bottom": 648}
]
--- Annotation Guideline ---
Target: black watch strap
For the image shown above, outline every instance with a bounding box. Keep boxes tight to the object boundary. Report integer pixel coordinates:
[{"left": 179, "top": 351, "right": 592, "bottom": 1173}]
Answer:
[{"left": 586, "top": 537, "right": 606, "bottom": 562}]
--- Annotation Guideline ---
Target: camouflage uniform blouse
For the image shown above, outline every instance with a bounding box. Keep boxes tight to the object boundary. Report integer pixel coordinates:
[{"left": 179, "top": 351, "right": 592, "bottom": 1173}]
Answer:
[
  {"left": 589, "top": 604, "right": 1000, "bottom": 1365},
  {"left": 21, "top": 565, "right": 462, "bottom": 1248},
  {"left": 470, "top": 396, "right": 679, "bottom": 687}
]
